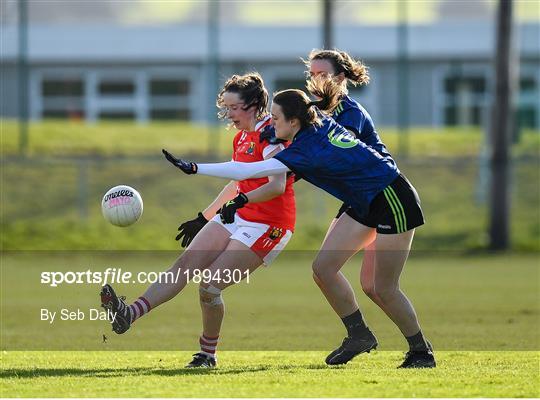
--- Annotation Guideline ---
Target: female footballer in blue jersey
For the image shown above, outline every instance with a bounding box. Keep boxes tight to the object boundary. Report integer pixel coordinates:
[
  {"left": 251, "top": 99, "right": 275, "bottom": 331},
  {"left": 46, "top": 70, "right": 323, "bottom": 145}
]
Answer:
[
  {"left": 303, "top": 49, "right": 428, "bottom": 361},
  {"left": 162, "top": 76, "right": 436, "bottom": 369}
]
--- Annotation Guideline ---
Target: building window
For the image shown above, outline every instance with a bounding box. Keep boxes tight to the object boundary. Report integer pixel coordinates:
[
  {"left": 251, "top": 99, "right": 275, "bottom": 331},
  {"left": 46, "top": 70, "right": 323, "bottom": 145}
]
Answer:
[
  {"left": 43, "top": 109, "right": 84, "bottom": 119},
  {"left": 518, "top": 77, "right": 537, "bottom": 129},
  {"left": 42, "top": 79, "right": 84, "bottom": 97},
  {"left": 99, "top": 81, "right": 135, "bottom": 95},
  {"left": 150, "top": 79, "right": 190, "bottom": 96},
  {"left": 443, "top": 75, "right": 487, "bottom": 126},
  {"left": 274, "top": 78, "right": 367, "bottom": 96},
  {"left": 274, "top": 78, "right": 306, "bottom": 92},
  {"left": 149, "top": 78, "right": 191, "bottom": 121},
  {"left": 99, "top": 111, "right": 135, "bottom": 120},
  {"left": 150, "top": 109, "right": 190, "bottom": 120},
  {"left": 41, "top": 78, "right": 85, "bottom": 119}
]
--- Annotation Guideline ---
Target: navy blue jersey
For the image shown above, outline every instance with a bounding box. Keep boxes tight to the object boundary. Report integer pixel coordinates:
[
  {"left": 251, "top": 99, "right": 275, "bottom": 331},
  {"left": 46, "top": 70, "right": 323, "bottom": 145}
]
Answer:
[
  {"left": 274, "top": 117, "right": 400, "bottom": 218},
  {"left": 333, "top": 95, "right": 392, "bottom": 159}
]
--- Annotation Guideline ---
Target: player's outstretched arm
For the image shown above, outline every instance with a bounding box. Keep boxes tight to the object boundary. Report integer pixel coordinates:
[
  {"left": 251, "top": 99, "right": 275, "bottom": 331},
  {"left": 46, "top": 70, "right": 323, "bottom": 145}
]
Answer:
[
  {"left": 162, "top": 149, "right": 198, "bottom": 174},
  {"left": 162, "top": 149, "right": 290, "bottom": 180},
  {"left": 198, "top": 158, "right": 289, "bottom": 180}
]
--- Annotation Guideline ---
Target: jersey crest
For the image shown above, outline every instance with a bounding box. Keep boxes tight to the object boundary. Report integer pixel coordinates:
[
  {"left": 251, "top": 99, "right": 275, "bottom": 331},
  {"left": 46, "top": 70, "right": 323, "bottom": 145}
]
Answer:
[
  {"left": 263, "top": 227, "right": 284, "bottom": 248},
  {"left": 327, "top": 128, "right": 360, "bottom": 149},
  {"left": 238, "top": 141, "right": 256, "bottom": 156},
  {"left": 245, "top": 142, "right": 256, "bottom": 155},
  {"left": 268, "top": 227, "right": 284, "bottom": 240}
]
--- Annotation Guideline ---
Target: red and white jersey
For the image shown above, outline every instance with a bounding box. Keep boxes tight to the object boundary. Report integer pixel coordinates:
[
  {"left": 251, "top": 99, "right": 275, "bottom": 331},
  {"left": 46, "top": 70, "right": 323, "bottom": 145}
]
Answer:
[{"left": 232, "top": 116, "right": 296, "bottom": 231}]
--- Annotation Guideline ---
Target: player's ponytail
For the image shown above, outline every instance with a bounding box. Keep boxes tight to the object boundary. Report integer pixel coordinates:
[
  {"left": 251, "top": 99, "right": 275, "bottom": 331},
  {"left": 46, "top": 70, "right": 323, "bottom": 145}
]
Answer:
[
  {"left": 273, "top": 78, "right": 341, "bottom": 128},
  {"left": 337, "top": 50, "right": 370, "bottom": 86},
  {"left": 306, "top": 49, "right": 370, "bottom": 87},
  {"left": 306, "top": 75, "right": 342, "bottom": 114}
]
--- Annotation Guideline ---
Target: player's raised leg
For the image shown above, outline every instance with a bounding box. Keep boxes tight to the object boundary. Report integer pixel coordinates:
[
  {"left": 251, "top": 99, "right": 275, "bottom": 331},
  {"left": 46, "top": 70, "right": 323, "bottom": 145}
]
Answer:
[
  {"left": 313, "top": 213, "right": 375, "bottom": 317},
  {"left": 100, "top": 221, "right": 231, "bottom": 334},
  {"left": 371, "top": 230, "right": 435, "bottom": 368},
  {"left": 312, "top": 213, "right": 378, "bottom": 365},
  {"left": 186, "top": 239, "right": 263, "bottom": 368},
  {"left": 360, "top": 240, "right": 386, "bottom": 310}
]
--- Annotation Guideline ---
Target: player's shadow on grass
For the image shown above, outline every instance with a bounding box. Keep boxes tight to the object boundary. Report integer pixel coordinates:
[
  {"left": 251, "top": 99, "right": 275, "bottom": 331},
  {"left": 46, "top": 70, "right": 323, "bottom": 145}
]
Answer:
[
  {"left": 152, "top": 366, "right": 270, "bottom": 376},
  {"left": 0, "top": 368, "right": 150, "bottom": 379},
  {"left": 151, "top": 364, "right": 328, "bottom": 376},
  {"left": 151, "top": 362, "right": 332, "bottom": 376},
  {"left": 1, "top": 364, "right": 329, "bottom": 379}
]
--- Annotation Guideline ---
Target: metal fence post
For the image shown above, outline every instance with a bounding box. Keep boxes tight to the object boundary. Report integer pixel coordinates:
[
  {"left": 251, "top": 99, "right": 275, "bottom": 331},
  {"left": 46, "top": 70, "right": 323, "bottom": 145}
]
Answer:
[
  {"left": 18, "top": 0, "right": 29, "bottom": 155},
  {"left": 78, "top": 160, "right": 89, "bottom": 220}
]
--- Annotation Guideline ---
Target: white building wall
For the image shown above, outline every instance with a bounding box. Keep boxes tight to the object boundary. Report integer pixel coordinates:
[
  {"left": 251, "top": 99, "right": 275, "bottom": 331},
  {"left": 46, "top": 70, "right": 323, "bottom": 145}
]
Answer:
[{"left": 1, "top": 23, "right": 538, "bottom": 128}]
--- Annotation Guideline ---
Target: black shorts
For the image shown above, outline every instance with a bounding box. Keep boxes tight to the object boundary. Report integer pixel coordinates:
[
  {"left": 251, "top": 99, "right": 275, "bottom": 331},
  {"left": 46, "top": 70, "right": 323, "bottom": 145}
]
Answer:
[{"left": 336, "top": 174, "right": 425, "bottom": 234}]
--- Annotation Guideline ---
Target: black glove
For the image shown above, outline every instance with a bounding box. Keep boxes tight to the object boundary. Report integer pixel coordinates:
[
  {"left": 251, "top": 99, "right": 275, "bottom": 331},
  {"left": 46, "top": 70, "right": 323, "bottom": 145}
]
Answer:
[
  {"left": 219, "top": 193, "right": 249, "bottom": 224},
  {"left": 175, "top": 212, "right": 208, "bottom": 248},
  {"left": 259, "top": 125, "right": 286, "bottom": 144},
  {"left": 162, "top": 149, "right": 198, "bottom": 174}
]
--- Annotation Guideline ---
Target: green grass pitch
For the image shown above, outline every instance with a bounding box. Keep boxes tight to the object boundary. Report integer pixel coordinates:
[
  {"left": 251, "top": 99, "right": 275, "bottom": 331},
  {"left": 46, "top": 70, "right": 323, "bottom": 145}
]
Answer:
[
  {"left": 1, "top": 253, "right": 539, "bottom": 397},
  {"left": 2, "top": 351, "right": 539, "bottom": 397},
  {"left": 2, "top": 121, "right": 539, "bottom": 396}
]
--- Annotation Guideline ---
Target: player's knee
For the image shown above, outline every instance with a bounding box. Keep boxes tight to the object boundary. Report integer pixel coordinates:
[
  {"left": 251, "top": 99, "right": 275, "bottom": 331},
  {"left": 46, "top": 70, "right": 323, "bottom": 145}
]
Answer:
[
  {"left": 361, "top": 281, "right": 377, "bottom": 299},
  {"left": 373, "top": 285, "right": 398, "bottom": 303},
  {"left": 312, "top": 264, "right": 337, "bottom": 283},
  {"left": 312, "top": 271, "right": 324, "bottom": 288},
  {"left": 199, "top": 284, "right": 223, "bottom": 307},
  {"left": 312, "top": 260, "right": 331, "bottom": 282}
]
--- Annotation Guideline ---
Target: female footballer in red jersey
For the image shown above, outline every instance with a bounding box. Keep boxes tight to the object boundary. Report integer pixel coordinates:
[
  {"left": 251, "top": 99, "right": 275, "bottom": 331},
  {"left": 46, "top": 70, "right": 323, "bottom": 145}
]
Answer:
[{"left": 100, "top": 73, "right": 296, "bottom": 368}]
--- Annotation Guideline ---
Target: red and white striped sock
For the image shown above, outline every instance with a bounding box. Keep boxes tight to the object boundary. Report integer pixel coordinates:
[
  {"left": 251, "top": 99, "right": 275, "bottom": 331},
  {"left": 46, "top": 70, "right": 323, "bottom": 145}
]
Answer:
[
  {"left": 199, "top": 334, "right": 219, "bottom": 358},
  {"left": 128, "top": 296, "right": 151, "bottom": 323}
]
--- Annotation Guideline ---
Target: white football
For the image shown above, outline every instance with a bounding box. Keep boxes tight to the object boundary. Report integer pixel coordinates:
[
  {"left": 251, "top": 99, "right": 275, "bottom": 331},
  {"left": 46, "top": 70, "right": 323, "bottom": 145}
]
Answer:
[{"left": 101, "top": 185, "right": 143, "bottom": 227}]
